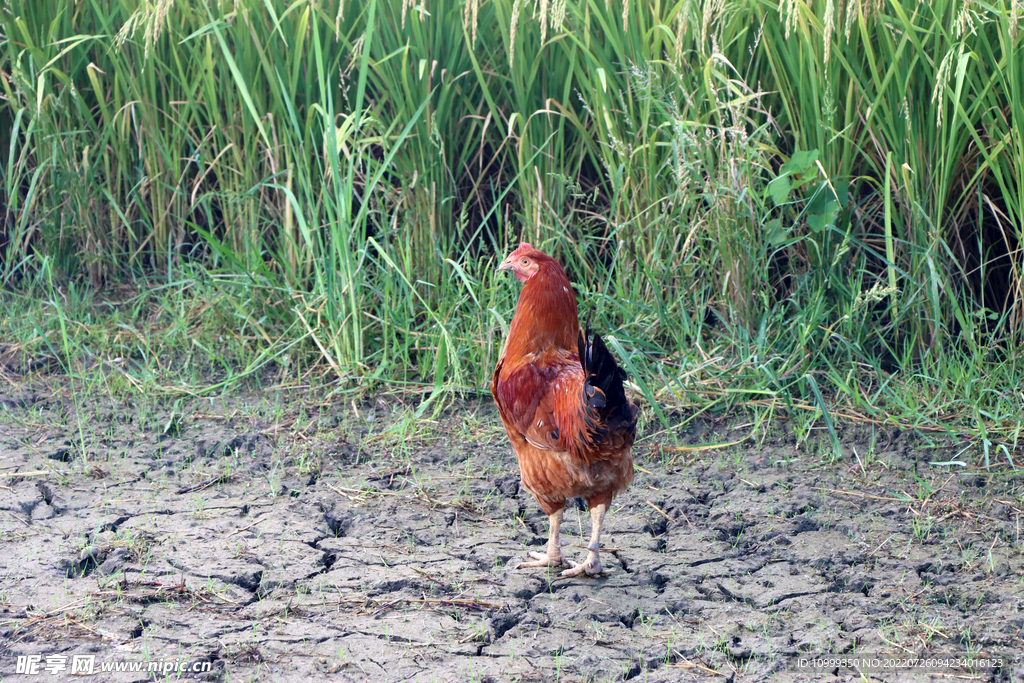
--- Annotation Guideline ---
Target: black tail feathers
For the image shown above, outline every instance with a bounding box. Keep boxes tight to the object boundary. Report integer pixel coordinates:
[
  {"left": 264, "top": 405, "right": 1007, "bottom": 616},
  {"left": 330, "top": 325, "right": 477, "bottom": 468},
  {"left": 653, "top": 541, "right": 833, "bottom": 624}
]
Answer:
[{"left": 577, "top": 329, "right": 637, "bottom": 439}]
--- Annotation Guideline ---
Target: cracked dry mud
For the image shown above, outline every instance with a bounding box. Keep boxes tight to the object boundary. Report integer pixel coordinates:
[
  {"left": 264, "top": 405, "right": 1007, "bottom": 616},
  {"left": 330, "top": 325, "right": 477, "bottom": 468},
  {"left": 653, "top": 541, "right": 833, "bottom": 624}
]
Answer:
[{"left": 1, "top": 392, "right": 1022, "bottom": 682}]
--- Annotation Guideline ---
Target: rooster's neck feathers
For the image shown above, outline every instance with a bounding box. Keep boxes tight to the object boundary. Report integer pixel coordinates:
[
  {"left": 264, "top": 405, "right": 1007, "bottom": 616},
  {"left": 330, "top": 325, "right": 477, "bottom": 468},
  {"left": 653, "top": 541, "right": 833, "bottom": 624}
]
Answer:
[{"left": 504, "top": 258, "right": 579, "bottom": 363}]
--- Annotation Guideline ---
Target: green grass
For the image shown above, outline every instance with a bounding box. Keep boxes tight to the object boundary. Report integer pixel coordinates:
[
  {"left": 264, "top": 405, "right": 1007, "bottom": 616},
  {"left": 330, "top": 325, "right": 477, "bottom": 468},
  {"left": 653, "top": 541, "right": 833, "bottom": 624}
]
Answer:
[{"left": 1, "top": 0, "right": 1023, "bottom": 462}]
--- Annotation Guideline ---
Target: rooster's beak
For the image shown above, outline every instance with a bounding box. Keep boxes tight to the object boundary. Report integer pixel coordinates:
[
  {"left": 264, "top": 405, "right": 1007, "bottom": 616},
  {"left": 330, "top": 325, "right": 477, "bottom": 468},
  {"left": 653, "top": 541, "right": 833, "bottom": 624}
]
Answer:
[{"left": 497, "top": 258, "right": 512, "bottom": 272}]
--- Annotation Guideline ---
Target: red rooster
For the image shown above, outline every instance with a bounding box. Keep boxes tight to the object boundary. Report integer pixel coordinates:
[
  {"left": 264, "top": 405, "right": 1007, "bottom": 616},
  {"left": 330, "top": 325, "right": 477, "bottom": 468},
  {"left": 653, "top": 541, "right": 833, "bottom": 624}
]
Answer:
[{"left": 491, "top": 243, "right": 637, "bottom": 577}]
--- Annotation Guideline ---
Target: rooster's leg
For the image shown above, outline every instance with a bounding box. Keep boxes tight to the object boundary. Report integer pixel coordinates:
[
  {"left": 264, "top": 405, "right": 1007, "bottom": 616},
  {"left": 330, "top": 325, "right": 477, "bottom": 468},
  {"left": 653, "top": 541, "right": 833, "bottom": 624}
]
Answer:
[
  {"left": 518, "top": 508, "right": 570, "bottom": 569},
  {"left": 561, "top": 503, "right": 608, "bottom": 577}
]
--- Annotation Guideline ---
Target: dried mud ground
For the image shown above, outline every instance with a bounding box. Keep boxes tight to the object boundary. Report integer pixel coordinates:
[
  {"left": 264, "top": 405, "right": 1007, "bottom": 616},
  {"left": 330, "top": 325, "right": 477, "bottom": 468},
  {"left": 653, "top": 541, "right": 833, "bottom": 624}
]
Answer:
[{"left": 1, "top": 390, "right": 1023, "bottom": 683}]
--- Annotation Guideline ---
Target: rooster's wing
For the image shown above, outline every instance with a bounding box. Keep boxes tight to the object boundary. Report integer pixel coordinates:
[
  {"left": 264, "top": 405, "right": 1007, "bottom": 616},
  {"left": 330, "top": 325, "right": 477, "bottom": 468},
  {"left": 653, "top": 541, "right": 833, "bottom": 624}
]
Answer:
[{"left": 492, "top": 349, "right": 583, "bottom": 452}]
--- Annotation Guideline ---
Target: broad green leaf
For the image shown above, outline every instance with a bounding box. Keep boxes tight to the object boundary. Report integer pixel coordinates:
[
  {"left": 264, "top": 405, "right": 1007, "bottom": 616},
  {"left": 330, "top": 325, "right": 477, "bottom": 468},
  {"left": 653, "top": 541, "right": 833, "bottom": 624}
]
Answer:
[{"left": 767, "top": 175, "right": 793, "bottom": 206}]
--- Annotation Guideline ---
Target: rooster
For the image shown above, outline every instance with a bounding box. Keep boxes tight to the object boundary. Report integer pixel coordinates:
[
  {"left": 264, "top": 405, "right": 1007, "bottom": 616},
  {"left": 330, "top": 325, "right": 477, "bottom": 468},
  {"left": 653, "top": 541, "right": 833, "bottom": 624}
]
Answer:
[{"left": 491, "top": 243, "right": 638, "bottom": 577}]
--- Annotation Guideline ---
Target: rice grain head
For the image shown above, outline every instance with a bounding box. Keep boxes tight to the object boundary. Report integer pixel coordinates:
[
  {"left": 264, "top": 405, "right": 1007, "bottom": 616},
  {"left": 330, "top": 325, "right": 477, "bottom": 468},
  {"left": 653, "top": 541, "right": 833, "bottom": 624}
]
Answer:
[{"left": 510, "top": 0, "right": 522, "bottom": 65}]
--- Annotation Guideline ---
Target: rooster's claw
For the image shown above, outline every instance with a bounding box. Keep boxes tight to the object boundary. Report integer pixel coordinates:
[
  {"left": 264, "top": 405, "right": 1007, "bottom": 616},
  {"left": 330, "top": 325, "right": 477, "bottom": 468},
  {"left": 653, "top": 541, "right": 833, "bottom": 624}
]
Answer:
[
  {"left": 560, "top": 553, "right": 608, "bottom": 577},
  {"left": 518, "top": 551, "right": 571, "bottom": 569}
]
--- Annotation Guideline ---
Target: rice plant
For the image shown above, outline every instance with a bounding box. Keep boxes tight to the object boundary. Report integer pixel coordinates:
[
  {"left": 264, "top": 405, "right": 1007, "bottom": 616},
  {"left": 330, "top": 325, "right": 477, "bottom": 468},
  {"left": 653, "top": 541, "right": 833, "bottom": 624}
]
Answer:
[{"left": 1, "top": 0, "right": 1022, "bottom": 446}]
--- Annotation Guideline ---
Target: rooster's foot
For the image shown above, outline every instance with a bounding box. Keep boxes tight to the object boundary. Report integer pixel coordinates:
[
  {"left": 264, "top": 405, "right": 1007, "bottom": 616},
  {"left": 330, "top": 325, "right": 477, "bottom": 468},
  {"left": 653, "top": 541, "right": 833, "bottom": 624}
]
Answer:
[
  {"left": 518, "top": 551, "right": 571, "bottom": 570},
  {"left": 560, "top": 552, "right": 608, "bottom": 577}
]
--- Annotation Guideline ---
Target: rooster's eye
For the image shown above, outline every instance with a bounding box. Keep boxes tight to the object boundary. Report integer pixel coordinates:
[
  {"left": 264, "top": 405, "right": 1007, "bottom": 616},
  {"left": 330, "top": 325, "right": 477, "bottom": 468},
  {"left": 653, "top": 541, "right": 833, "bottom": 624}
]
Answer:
[{"left": 521, "top": 258, "right": 529, "bottom": 265}]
